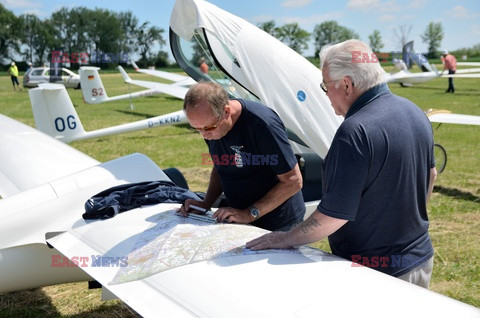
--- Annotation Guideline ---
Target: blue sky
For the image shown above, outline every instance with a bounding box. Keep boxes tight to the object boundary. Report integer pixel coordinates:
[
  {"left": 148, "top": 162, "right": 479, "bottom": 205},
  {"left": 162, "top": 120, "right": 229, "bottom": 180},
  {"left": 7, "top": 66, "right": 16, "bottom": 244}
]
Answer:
[{"left": 2, "top": 0, "right": 480, "bottom": 59}]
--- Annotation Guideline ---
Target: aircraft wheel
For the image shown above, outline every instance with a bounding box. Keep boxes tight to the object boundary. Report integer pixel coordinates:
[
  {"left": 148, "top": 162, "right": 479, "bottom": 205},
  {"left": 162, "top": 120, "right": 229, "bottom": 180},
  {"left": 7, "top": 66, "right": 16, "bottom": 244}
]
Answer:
[{"left": 434, "top": 143, "right": 447, "bottom": 173}]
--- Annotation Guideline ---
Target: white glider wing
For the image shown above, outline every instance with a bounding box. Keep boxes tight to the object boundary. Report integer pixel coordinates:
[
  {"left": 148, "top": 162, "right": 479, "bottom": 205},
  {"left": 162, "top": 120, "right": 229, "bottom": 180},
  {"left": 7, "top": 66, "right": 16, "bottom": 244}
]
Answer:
[
  {"left": 386, "top": 70, "right": 439, "bottom": 84},
  {"left": 457, "top": 62, "right": 480, "bottom": 67},
  {"left": 426, "top": 109, "right": 480, "bottom": 126},
  {"left": 454, "top": 68, "right": 480, "bottom": 74},
  {"left": 0, "top": 114, "right": 174, "bottom": 292},
  {"left": 0, "top": 114, "right": 98, "bottom": 198},
  {"left": 386, "top": 69, "right": 480, "bottom": 83},
  {"left": 440, "top": 73, "right": 480, "bottom": 78},
  {"left": 117, "top": 65, "right": 190, "bottom": 100},
  {"left": 47, "top": 203, "right": 480, "bottom": 318},
  {"left": 131, "top": 60, "right": 196, "bottom": 86}
]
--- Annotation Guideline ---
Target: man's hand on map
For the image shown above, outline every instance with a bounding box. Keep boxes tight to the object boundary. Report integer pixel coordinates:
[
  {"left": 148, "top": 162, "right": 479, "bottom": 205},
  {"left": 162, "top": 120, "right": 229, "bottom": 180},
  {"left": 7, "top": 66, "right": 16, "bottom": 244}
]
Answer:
[
  {"left": 246, "top": 231, "right": 293, "bottom": 250},
  {"left": 180, "top": 199, "right": 211, "bottom": 217},
  {"left": 213, "top": 207, "right": 253, "bottom": 224}
]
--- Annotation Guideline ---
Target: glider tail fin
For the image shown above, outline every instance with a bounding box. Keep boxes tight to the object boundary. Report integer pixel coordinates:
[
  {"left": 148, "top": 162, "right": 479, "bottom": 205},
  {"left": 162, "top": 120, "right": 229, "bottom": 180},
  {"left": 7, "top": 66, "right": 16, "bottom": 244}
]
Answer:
[
  {"left": 29, "top": 83, "right": 86, "bottom": 143},
  {"left": 79, "top": 66, "right": 109, "bottom": 104},
  {"left": 118, "top": 65, "right": 132, "bottom": 83},
  {"left": 402, "top": 41, "right": 414, "bottom": 69},
  {"left": 131, "top": 60, "right": 140, "bottom": 71}
]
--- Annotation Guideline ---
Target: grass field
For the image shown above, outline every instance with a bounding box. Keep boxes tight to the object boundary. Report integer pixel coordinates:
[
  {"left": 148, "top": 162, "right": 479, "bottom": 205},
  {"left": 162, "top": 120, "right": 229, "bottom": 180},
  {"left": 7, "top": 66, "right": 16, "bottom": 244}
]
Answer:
[{"left": 0, "top": 66, "right": 478, "bottom": 316}]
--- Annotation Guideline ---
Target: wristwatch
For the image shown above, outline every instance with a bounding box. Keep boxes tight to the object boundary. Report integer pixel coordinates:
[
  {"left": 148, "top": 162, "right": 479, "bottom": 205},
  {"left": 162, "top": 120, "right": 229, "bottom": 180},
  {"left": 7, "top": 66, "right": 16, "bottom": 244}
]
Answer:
[{"left": 249, "top": 206, "right": 260, "bottom": 220}]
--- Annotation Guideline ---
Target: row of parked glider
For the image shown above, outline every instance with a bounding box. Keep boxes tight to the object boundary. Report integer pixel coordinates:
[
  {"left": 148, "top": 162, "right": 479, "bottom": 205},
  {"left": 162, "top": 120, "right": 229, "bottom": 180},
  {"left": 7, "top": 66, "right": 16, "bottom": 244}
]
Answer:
[{"left": 29, "top": 54, "right": 480, "bottom": 146}]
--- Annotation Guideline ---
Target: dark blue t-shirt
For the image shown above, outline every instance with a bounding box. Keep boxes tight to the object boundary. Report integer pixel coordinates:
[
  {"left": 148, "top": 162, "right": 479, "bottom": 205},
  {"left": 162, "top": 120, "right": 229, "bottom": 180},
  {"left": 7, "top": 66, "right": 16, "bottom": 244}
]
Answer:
[
  {"left": 317, "top": 83, "right": 434, "bottom": 277},
  {"left": 206, "top": 99, "right": 305, "bottom": 231}
]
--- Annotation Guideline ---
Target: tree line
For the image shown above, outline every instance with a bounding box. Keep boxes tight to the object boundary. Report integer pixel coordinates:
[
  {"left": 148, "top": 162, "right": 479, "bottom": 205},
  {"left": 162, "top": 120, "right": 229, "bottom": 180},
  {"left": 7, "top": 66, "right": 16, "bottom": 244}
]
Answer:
[
  {"left": 260, "top": 19, "right": 480, "bottom": 60},
  {"left": 2, "top": 3, "right": 479, "bottom": 71},
  {"left": 0, "top": 4, "right": 169, "bottom": 69}
]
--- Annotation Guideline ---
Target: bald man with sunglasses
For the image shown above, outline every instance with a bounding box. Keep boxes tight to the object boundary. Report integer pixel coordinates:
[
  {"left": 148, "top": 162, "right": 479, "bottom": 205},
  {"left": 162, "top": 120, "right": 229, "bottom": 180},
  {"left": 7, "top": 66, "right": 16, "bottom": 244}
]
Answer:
[{"left": 180, "top": 82, "right": 305, "bottom": 231}]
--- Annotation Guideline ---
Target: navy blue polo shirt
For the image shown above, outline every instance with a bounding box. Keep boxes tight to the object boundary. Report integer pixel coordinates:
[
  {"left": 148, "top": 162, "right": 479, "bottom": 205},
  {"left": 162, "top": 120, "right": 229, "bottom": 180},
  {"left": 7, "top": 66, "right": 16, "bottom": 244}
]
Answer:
[
  {"left": 206, "top": 99, "right": 305, "bottom": 231},
  {"left": 318, "top": 83, "right": 434, "bottom": 276}
]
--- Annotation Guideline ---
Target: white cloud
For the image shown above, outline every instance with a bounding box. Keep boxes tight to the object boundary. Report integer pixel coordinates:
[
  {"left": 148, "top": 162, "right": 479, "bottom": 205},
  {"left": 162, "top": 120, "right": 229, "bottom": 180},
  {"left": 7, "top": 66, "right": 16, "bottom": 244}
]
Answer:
[
  {"left": 281, "top": 0, "right": 313, "bottom": 8},
  {"left": 376, "top": 0, "right": 402, "bottom": 13},
  {"left": 252, "top": 12, "right": 343, "bottom": 30},
  {"left": 250, "top": 15, "right": 276, "bottom": 24},
  {"left": 379, "top": 14, "right": 396, "bottom": 22},
  {"left": 450, "top": 5, "right": 480, "bottom": 19},
  {"left": 408, "top": 0, "right": 427, "bottom": 9},
  {"left": 346, "top": 0, "right": 381, "bottom": 10},
  {"left": 400, "top": 14, "right": 415, "bottom": 21},
  {"left": 1, "top": 0, "right": 41, "bottom": 9},
  {"left": 283, "top": 12, "right": 344, "bottom": 29},
  {"left": 346, "top": 0, "right": 401, "bottom": 12},
  {"left": 22, "top": 9, "right": 47, "bottom": 17}
]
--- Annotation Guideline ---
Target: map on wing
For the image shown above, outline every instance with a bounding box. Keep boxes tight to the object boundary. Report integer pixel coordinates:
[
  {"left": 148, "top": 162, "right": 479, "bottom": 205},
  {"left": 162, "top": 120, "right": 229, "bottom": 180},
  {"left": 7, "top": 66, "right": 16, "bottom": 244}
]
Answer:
[{"left": 110, "top": 210, "right": 326, "bottom": 284}]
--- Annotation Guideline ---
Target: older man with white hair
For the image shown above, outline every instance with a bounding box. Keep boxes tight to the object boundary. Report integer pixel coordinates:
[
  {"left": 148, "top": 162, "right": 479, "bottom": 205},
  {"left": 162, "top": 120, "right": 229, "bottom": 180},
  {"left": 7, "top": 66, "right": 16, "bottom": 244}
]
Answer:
[{"left": 247, "top": 39, "right": 437, "bottom": 288}]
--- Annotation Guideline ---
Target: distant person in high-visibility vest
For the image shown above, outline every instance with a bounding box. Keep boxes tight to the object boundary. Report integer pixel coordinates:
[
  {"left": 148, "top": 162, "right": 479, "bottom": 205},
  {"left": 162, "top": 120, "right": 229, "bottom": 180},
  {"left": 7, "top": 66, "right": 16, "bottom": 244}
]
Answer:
[
  {"left": 7, "top": 62, "right": 21, "bottom": 91},
  {"left": 441, "top": 50, "right": 457, "bottom": 93}
]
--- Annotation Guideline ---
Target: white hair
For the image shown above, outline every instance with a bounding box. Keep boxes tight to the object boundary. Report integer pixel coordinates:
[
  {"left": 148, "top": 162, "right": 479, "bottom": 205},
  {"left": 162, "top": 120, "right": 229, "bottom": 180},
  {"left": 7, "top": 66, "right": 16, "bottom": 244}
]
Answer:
[{"left": 319, "top": 39, "right": 386, "bottom": 94}]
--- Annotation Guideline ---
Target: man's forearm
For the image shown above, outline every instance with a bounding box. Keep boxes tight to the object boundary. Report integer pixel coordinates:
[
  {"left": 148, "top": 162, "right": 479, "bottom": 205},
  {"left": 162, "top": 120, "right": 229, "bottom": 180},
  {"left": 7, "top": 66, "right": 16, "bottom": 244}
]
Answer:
[
  {"left": 285, "top": 211, "right": 348, "bottom": 247},
  {"left": 427, "top": 167, "right": 437, "bottom": 203},
  {"left": 246, "top": 210, "right": 348, "bottom": 250},
  {"left": 254, "top": 179, "right": 300, "bottom": 216},
  {"left": 254, "top": 164, "right": 302, "bottom": 216}
]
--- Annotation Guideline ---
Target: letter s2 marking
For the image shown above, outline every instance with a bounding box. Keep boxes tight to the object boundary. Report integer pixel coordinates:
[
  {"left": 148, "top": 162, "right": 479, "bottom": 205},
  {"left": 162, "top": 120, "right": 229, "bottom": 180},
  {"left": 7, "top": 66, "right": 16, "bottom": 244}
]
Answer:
[{"left": 91, "top": 88, "right": 104, "bottom": 96}]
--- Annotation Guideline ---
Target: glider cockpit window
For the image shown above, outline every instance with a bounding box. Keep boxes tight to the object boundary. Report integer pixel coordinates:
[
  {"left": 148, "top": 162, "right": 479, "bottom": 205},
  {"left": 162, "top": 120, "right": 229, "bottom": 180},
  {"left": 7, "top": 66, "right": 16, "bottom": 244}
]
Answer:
[{"left": 170, "top": 28, "right": 259, "bottom": 102}]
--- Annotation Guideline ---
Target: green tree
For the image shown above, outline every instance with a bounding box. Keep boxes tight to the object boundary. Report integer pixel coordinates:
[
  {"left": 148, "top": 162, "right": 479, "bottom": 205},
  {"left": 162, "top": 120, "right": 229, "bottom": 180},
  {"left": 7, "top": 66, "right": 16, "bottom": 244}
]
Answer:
[
  {"left": 18, "top": 14, "right": 40, "bottom": 63},
  {"left": 18, "top": 14, "right": 56, "bottom": 65},
  {"left": 313, "top": 20, "right": 359, "bottom": 56},
  {"left": 33, "top": 19, "right": 57, "bottom": 64},
  {"left": 275, "top": 22, "right": 310, "bottom": 54},
  {"left": 258, "top": 20, "right": 277, "bottom": 37},
  {"left": 85, "top": 9, "right": 123, "bottom": 55},
  {"left": 137, "top": 22, "right": 166, "bottom": 63},
  {"left": 50, "top": 8, "right": 80, "bottom": 55},
  {"left": 393, "top": 24, "right": 412, "bottom": 51},
  {"left": 368, "top": 29, "right": 384, "bottom": 52},
  {"left": 0, "top": 4, "right": 21, "bottom": 64},
  {"left": 421, "top": 22, "right": 444, "bottom": 58},
  {"left": 152, "top": 50, "right": 170, "bottom": 68},
  {"left": 117, "top": 11, "right": 139, "bottom": 56}
]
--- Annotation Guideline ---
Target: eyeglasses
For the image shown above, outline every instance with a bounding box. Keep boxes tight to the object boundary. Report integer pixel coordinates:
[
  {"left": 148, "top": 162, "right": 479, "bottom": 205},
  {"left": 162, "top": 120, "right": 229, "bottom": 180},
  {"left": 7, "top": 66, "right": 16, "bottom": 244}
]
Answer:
[
  {"left": 194, "top": 113, "right": 224, "bottom": 132},
  {"left": 320, "top": 78, "right": 355, "bottom": 93},
  {"left": 320, "top": 79, "right": 337, "bottom": 93}
]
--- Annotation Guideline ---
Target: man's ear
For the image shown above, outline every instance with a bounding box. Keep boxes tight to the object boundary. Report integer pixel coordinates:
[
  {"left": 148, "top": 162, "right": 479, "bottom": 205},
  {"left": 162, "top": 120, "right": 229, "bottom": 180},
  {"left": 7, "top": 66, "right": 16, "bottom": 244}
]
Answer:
[
  {"left": 344, "top": 76, "right": 353, "bottom": 89},
  {"left": 223, "top": 104, "right": 231, "bottom": 116},
  {"left": 344, "top": 76, "right": 354, "bottom": 97}
]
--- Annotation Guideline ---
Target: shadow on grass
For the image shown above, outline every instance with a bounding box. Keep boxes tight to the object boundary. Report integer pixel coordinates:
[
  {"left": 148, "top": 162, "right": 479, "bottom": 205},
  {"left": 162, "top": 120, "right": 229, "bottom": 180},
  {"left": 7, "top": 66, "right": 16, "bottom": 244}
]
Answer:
[
  {"left": 433, "top": 185, "right": 480, "bottom": 203},
  {"left": 115, "top": 110, "right": 158, "bottom": 119},
  {"left": 0, "top": 287, "right": 140, "bottom": 318},
  {"left": 0, "top": 289, "right": 58, "bottom": 317}
]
